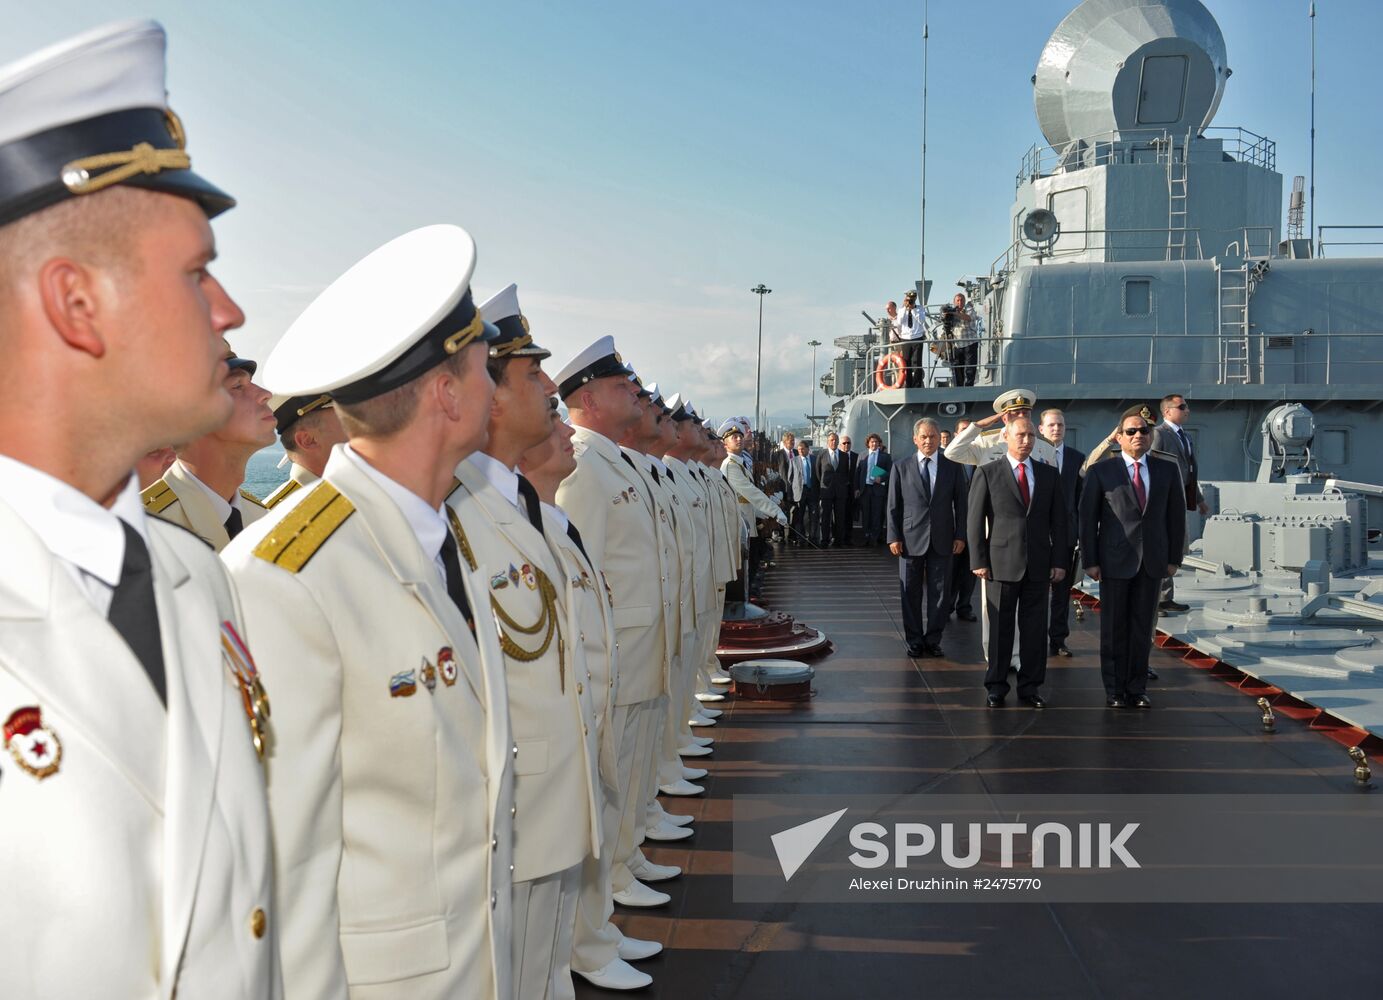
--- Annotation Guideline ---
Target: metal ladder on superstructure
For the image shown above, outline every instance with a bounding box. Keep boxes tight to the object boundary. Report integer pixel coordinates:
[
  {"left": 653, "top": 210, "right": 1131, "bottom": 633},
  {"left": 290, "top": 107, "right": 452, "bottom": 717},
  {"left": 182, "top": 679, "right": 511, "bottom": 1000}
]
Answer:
[
  {"left": 1166, "top": 129, "right": 1191, "bottom": 261},
  {"left": 1217, "top": 258, "right": 1252, "bottom": 383}
]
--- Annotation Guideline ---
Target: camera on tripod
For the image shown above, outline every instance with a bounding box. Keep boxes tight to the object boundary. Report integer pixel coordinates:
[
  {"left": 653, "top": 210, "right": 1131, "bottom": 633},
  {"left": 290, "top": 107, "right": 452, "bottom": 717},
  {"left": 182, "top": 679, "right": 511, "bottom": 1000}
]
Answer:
[{"left": 930, "top": 304, "right": 959, "bottom": 361}]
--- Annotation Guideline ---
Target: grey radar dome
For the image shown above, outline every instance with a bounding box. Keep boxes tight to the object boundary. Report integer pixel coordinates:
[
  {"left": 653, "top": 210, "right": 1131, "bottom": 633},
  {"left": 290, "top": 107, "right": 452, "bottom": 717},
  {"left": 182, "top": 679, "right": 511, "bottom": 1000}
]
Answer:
[{"left": 1033, "top": 0, "right": 1229, "bottom": 149}]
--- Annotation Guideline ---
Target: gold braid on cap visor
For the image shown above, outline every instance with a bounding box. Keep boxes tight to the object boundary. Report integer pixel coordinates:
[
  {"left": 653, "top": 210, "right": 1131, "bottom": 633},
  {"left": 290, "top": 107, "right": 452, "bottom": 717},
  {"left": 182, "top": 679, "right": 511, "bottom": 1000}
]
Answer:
[
  {"left": 489, "top": 316, "right": 533, "bottom": 358},
  {"left": 60, "top": 110, "right": 192, "bottom": 195},
  {"left": 296, "top": 394, "right": 333, "bottom": 418},
  {"left": 443, "top": 310, "right": 486, "bottom": 354}
]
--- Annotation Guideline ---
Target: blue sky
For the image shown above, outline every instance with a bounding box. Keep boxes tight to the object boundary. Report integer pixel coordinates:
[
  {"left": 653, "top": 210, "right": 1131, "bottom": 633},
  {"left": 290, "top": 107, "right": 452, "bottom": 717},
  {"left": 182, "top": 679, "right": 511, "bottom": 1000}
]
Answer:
[{"left": 8, "top": 0, "right": 1379, "bottom": 430}]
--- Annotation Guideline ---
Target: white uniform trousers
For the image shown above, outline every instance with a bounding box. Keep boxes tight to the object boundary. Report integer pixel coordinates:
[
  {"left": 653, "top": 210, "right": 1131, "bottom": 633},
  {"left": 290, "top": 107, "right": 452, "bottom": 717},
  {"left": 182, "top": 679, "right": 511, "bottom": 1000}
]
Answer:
[
  {"left": 610, "top": 697, "right": 662, "bottom": 894},
  {"left": 570, "top": 703, "right": 628, "bottom": 975},
  {"left": 513, "top": 863, "right": 582, "bottom": 1000},
  {"left": 657, "top": 641, "right": 698, "bottom": 789}
]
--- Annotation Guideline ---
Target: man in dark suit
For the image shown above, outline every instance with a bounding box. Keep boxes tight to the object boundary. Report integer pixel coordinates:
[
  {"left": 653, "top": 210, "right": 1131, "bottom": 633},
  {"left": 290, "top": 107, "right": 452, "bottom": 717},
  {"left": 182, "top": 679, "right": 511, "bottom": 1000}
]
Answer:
[
  {"left": 942, "top": 420, "right": 977, "bottom": 622},
  {"left": 817, "top": 432, "right": 849, "bottom": 547},
  {"left": 837, "top": 435, "right": 859, "bottom": 545},
  {"left": 1080, "top": 404, "right": 1186, "bottom": 709},
  {"left": 1039, "top": 408, "right": 1085, "bottom": 657},
  {"left": 1151, "top": 393, "right": 1205, "bottom": 614},
  {"left": 968, "top": 417, "right": 1067, "bottom": 708},
  {"left": 770, "top": 431, "right": 801, "bottom": 543},
  {"left": 857, "top": 433, "right": 892, "bottom": 545},
  {"left": 887, "top": 419, "right": 968, "bottom": 657}
]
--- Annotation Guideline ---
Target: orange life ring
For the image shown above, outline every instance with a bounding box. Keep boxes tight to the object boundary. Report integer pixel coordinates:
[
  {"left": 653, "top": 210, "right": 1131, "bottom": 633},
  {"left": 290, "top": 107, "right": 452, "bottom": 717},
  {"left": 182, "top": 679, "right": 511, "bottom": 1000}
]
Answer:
[{"left": 875, "top": 352, "right": 906, "bottom": 389}]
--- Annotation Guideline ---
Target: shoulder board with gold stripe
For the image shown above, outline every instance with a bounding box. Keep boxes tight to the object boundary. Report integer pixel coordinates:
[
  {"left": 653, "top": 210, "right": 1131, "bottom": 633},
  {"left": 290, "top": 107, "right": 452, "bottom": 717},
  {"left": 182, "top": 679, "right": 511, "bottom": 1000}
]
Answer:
[
  {"left": 240, "top": 487, "right": 269, "bottom": 510},
  {"left": 141, "top": 479, "right": 177, "bottom": 514},
  {"left": 252, "top": 482, "right": 355, "bottom": 573},
  {"left": 262, "top": 478, "right": 302, "bottom": 510}
]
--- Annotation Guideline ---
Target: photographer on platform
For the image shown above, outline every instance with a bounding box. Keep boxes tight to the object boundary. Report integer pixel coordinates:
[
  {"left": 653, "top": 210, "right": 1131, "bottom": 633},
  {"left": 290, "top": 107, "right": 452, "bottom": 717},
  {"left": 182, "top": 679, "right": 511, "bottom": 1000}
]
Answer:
[
  {"left": 898, "top": 290, "right": 926, "bottom": 389},
  {"left": 949, "top": 292, "right": 979, "bottom": 386}
]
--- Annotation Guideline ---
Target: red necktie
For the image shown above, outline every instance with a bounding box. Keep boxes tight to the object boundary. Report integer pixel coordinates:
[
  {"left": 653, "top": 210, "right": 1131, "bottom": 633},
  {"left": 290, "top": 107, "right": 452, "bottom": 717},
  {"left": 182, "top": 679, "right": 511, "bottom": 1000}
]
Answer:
[
  {"left": 1016, "top": 461, "right": 1030, "bottom": 507},
  {"left": 1131, "top": 460, "right": 1147, "bottom": 511}
]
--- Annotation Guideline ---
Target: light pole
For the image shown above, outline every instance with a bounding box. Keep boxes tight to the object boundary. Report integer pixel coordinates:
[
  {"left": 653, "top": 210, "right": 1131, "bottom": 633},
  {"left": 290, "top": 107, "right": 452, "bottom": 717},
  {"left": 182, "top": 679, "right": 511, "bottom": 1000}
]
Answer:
[
  {"left": 751, "top": 284, "right": 772, "bottom": 432},
  {"left": 807, "top": 339, "right": 822, "bottom": 435}
]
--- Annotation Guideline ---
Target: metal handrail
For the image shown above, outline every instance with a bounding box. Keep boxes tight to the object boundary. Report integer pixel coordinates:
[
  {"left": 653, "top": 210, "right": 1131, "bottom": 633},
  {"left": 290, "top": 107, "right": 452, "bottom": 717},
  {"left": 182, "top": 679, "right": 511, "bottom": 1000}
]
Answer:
[
  {"left": 831, "top": 328, "right": 1383, "bottom": 404},
  {"left": 1316, "top": 225, "right": 1383, "bottom": 257},
  {"left": 1016, "top": 126, "right": 1276, "bottom": 189},
  {"left": 989, "top": 228, "right": 1209, "bottom": 277}
]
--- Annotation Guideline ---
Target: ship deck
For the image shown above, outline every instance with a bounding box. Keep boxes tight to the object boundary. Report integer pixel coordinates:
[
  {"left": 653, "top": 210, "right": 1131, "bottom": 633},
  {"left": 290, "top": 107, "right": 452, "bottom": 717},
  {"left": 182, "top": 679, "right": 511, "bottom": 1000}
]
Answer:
[{"left": 581, "top": 541, "right": 1381, "bottom": 999}]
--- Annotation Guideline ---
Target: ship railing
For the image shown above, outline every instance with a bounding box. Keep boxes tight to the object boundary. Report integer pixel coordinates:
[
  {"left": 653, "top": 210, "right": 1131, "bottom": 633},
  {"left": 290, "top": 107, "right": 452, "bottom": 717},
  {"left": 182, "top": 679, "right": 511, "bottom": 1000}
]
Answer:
[
  {"left": 836, "top": 329, "right": 1383, "bottom": 403},
  {"left": 988, "top": 228, "right": 1208, "bottom": 277},
  {"left": 1316, "top": 225, "right": 1383, "bottom": 257},
  {"left": 1016, "top": 126, "right": 1275, "bottom": 189}
]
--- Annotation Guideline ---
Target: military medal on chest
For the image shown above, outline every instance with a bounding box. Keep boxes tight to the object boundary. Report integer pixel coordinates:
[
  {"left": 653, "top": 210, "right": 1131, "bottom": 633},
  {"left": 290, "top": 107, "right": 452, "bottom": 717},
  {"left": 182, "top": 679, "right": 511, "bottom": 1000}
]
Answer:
[
  {"left": 4, "top": 706, "right": 62, "bottom": 780},
  {"left": 221, "top": 621, "right": 271, "bottom": 761}
]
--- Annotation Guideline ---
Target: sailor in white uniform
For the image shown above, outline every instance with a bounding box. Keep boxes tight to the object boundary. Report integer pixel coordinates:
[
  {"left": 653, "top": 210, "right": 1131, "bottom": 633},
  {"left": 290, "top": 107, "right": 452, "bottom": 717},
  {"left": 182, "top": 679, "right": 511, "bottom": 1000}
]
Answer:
[
  {"left": 222, "top": 225, "right": 516, "bottom": 1000},
  {"left": 263, "top": 391, "right": 346, "bottom": 509},
  {"left": 0, "top": 21, "right": 280, "bottom": 998}
]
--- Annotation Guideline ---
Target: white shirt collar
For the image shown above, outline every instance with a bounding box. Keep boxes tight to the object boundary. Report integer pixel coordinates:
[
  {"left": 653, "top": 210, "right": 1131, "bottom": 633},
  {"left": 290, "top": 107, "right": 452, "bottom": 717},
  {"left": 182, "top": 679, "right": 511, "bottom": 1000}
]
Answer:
[
  {"left": 1122, "top": 452, "right": 1145, "bottom": 470},
  {"left": 1163, "top": 418, "right": 1181, "bottom": 431},
  {"left": 179, "top": 461, "right": 238, "bottom": 524},
  {"left": 541, "top": 500, "right": 569, "bottom": 533},
  {"left": 0, "top": 455, "right": 147, "bottom": 589},
  {"left": 648, "top": 454, "right": 669, "bottom": 476},
  {"left": 467, "top": 450, "right": 521, "bottom": 513},
  {"left": 339, "top": 444, "right": 448, "bottom": 563},
  {"left": 1005, "top": 453, "right": 1033, "bottom": 473}
]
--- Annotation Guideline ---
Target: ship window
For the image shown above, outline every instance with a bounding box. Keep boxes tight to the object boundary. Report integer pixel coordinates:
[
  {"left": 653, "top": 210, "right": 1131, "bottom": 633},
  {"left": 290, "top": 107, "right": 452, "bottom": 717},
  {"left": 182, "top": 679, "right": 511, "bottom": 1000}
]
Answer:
[
  {"left": 1316, "top": 428, "right": 1349, "bottom": 466},
  {"left": 1136, "top": 55, "right": 1188, "bottom": 124},
  {"left": 1123, "top": 278, "right": 1152, "bottom": 316},
  {"left": 1048, "top": 188, "right": 1088, "bottom": 251}
]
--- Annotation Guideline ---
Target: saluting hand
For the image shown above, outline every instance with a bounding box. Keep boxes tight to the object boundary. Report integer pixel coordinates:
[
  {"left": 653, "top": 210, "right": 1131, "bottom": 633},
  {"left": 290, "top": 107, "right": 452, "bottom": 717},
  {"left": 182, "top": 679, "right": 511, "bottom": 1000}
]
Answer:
[{"left": 975, "top": 413, "right": 1004, "bottom": 430}]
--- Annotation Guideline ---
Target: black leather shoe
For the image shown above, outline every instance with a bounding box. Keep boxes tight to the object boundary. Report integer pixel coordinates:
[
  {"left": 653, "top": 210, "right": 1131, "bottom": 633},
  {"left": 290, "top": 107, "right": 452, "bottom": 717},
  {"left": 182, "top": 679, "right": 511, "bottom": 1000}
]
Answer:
[
  {"left": 1130, "top": 694, "right": 1151, "bottom": 709},
  {"left": 1106, "top": 697, "right": 1126, "bottom": 708},
  {"left": 1019, "top": 695, "right": 1046, "bottom": 709},
  {"left": 1147, "top": 668, "right": 1160, "bottom": 681},
  {"left": 1159, "top": 600, "right": 1190, "bottom": 612},
  {"left": 1050, "top": 643, "right": 1072, "bottom": 658},
  {"left": 986, "top": 695, "right": 1004, "bottom": 709},
  {"left": 957, "top": 611, "right": 978, "bottom": 622},
  {"left": 923, "top": 644, "right": 945, "bottom": 658},
  {"left": 905, "top": 646, "right": 925, "bottom": 658}
]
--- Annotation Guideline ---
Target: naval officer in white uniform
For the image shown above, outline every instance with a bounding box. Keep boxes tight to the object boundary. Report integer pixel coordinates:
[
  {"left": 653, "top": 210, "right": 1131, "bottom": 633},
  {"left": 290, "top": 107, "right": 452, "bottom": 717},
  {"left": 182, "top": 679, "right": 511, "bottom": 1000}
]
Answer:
[
  {"left": 446, "top": 282, "right": 600, "bottom": 1000},
  {"left": 0, "top": 21, "right": 280, "bottom": 998},
  {"left": 222, "top": 225, "right": 517, "bottom": 999},
  {"left": 556, "top": 339, "right": 683, "bottom": 914},
  {"left": 263, "top": 391, "right": 346, "bottom": 509}
]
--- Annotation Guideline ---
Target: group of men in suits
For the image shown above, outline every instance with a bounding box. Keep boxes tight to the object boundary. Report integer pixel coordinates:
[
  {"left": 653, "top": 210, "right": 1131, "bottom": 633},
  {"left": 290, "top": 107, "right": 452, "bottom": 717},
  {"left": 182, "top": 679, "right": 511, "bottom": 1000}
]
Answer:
[
  {"left": 882, "top": 389, "right": 1189, "bottom": 710},
  {"left": 0, "top": 21, "right": 753, "bottom": 1000}
]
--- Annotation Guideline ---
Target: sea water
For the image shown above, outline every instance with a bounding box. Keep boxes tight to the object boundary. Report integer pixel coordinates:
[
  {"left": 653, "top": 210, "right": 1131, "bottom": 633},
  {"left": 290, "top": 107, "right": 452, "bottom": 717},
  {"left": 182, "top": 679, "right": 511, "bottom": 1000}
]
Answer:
[{"left": 243, "top": 444, "right": 289, "bottom": 500}]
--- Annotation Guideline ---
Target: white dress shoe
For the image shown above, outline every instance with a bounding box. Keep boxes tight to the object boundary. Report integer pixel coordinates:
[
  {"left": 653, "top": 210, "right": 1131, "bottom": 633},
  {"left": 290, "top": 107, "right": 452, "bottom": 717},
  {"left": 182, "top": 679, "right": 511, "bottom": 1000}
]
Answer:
[
  {"left": 678, "top": 743, "right": 712, "bottom": 757},
  {"left": 644, "top": 818, "right": 694, "bottom": 841},
  {"left": 612, "top": 879, "right": 670, "bottom": 908},
  {"left": 630, "top": 857, "right": 682, "bottom": 882},
  {"left": 658, "top": 779, "right": 704, "bottom": 797},
  {"left": 663, "top": 811, "right": 694, "bottom": 826},
  {"left": 575, "top": 958, "right": 653, "bottom": 990},
  {"left": 695, "top": 690, "right": 726, "bottom": 702},
  {"left": 681, "top": 765, "right": 708, "bottom": 780},
  {"left": 692, "top": 735, "right": 714, "bottom": 747},
  {"left": 617, "top": 935, "right": 664, "bottom": 962},
  {"left": 688, "top": 714, "right": 716, "bottom": 727},
  {"left": 710, "top": 672, "right": 733, "bottom": 685},
  {"left": 698, "top": 706, "right": 723, "bottom": 718}
]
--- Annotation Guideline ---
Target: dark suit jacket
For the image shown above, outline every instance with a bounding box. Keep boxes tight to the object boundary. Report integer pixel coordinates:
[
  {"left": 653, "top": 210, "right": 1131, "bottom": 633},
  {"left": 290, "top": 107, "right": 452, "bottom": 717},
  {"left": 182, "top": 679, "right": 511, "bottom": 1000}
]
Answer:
[
  {"left": 817, "top": 448, "right": 849, "bottom": 497},
  {"left": 1151, "top": 423, "right": 1201, "bottom": 510},
  {"left": 1079, "top": 453, "right": 1186, "bottom": 579},
  {"left": 839, "top": 449, "right": 859, "bottom": 494},
  {"left": 967, "top": 458, "right": 1067, "bottom": 583},
  {"left": 856, "top": 450, "right": 892, "bottom": 492},
  {"left": 885, "top": 451, "right": 968, "bottom": 557},
  {"left": 1053, "top": 444, "right": 1085, "bottom": 555}
]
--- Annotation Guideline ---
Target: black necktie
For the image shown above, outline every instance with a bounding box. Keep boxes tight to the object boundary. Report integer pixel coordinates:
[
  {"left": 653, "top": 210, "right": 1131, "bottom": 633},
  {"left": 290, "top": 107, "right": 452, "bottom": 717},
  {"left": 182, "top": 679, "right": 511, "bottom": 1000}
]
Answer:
[
  {"left": 1176, "top": 427, "right": 1192, "bottom": 456},
  {"left": 651, "top": 466, "right": 661, "bottom": 484},
  {"left": 438, "top": 531, "right": 475, "bottom": 632},
  {"left": 566, "top": 520, "right": 590, "bottom": 562},
  {"left": 224, "top": 506, "right": 244, "bottom": 540},
  {"left": 108, "top": 521, "right": 167, "bottom": 704},
  {"left": 920, "top": 457, "right": 932, "bottom": 503},
  {"left": 515, "top": 474, "right": 545, "bottom": 533}
]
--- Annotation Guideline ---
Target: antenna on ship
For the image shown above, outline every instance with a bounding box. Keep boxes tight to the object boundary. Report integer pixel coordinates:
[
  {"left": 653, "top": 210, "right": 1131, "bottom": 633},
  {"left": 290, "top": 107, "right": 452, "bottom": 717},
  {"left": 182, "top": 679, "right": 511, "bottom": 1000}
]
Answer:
[
  {"left": 1310, "top": 1, "right": 1317, "bottom": 249},
  {"left": 917, "top": 0, "right": 930, "bottom": 305}
]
